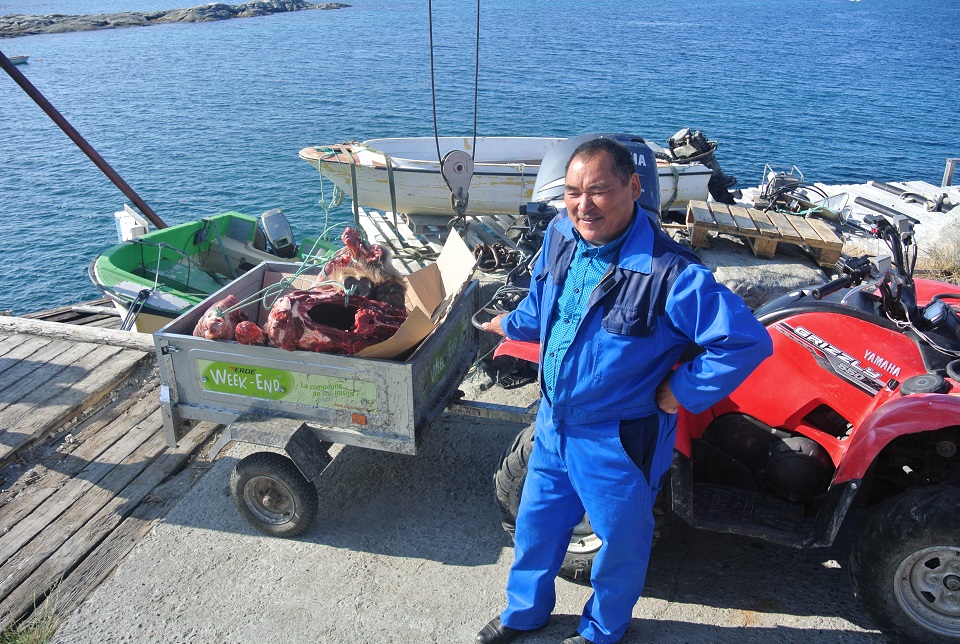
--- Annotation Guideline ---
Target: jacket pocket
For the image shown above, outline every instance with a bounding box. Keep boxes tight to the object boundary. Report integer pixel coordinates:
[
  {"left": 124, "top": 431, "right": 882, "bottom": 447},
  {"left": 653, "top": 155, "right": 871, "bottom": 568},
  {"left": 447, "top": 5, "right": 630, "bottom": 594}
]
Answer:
[
  {"left": 592, "top": 332, "right": 662, "bottom": 385},
  {"left": 601, "top": 304, "right": 657, "bottom": 337}
]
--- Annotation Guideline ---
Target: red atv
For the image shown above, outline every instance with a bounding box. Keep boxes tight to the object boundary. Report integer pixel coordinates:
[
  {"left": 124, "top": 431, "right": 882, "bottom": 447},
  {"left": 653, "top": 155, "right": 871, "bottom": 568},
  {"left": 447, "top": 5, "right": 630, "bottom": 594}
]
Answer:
[{"left": 490, "top": 213, "right": 960, "bottom": 643}]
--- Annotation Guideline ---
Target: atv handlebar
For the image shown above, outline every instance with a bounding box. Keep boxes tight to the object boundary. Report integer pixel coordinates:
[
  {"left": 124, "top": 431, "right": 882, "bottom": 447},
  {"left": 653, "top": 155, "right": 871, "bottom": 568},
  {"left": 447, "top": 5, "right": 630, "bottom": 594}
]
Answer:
[
  {"left": 812, "top": 276, "right": 854, "bottom": 300},
  {"left": 814, "top": 255, "right": 874, "bottom": 300}
]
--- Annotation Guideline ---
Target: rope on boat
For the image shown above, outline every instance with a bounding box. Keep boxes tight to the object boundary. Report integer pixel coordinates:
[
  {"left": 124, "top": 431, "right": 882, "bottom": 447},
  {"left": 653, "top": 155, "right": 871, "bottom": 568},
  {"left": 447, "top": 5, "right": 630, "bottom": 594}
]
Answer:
[
  {"left": 136, "top": 239, "right": 228, "bottom": 284},
  {"left": 394, "top": 244, "right": 440, "bottom": 262},
  {"left": 660, "top": 162, "right": 680, "bottom": 214},
  {"left": 313, "top": 159, "right": 344, "bottom": 240},
  {"left": 203, "top": 218, "right": 237, "bottom": 279},
  {"left": 470, "top": 0, "right": 479, "bottom": 157}
]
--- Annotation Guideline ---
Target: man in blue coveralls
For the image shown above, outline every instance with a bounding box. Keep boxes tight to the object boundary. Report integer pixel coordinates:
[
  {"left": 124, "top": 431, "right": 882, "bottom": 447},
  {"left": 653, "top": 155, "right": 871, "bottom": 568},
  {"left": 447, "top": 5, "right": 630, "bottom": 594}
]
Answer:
[{"left": 475, "top": 138, "right": 773, "bottom": 644}]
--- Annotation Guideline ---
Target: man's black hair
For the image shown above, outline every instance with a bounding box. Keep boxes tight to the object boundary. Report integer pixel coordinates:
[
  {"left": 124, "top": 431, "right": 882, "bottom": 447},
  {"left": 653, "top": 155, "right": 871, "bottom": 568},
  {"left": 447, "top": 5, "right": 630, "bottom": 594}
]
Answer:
[{"left": 565, "top": 138, "right": 636, "bottom": 186}]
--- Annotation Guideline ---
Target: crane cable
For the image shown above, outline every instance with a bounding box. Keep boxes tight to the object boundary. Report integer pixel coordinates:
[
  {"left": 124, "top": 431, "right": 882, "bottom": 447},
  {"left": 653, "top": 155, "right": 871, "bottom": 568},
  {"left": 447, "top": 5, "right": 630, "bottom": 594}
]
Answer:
[{"left": 427, "top": 0, "right": 481, "bottom": 165}]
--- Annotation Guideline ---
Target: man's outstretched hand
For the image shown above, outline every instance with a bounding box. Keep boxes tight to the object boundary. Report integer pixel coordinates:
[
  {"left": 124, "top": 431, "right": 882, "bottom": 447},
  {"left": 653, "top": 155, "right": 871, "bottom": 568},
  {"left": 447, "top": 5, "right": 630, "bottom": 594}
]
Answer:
[{"left": 482, "top": 312, "right": 507, "bottom": 337}]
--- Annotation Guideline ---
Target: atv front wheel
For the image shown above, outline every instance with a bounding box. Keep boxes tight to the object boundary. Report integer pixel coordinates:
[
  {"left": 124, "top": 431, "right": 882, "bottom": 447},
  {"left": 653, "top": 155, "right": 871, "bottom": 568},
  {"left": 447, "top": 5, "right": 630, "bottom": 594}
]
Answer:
[
  {"left": 849, "top": 486, "right": 960, "bottom": 642},
  {"left": 494, "top": 425, "right": 601, "bottom": 581},
  {"left": 230, "top": 451, "right": 319, "bottom": 538}
]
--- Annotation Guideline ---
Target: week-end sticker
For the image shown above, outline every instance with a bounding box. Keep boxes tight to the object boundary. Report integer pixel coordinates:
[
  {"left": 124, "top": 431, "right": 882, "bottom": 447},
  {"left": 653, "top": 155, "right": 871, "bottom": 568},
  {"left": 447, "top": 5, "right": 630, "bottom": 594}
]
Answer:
[{"left": 197, "top": 359, "right": 378, "bottom": 413}]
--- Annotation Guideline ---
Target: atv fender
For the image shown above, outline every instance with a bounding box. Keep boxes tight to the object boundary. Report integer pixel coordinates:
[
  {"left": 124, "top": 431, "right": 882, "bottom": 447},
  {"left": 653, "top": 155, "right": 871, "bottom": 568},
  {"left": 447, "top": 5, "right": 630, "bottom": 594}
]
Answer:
[
  {"left": 835, "top": 392, "right": 960, "bottom": 483},
  {"left": 674, "top": 407, "right": 704, "bottom": 458}
]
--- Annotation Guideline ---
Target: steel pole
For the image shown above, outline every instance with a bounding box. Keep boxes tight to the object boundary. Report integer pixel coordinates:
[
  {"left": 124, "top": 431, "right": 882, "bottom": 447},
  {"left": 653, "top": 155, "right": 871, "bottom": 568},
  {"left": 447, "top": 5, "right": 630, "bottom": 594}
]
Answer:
[{"left": 0, "top": 50, "right": 167, "bottom": 229}]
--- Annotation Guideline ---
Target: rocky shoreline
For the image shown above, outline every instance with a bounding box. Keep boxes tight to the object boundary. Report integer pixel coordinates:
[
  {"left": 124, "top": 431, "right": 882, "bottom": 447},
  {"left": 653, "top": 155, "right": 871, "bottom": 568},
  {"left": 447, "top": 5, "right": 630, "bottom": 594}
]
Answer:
[{"left": 0, "top": 0, "right": 349, "bottom": 39}]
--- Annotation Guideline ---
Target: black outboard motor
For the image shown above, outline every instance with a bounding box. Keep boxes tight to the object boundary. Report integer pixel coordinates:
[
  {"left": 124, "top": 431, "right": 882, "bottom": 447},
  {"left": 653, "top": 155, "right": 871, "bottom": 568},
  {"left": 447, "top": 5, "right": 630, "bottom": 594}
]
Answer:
[
  {"left": 667, "top": 128, "right": 739, "bottom": 204},
  {"left": 531, "top": 133, "right": 662, "bottom": 222}
]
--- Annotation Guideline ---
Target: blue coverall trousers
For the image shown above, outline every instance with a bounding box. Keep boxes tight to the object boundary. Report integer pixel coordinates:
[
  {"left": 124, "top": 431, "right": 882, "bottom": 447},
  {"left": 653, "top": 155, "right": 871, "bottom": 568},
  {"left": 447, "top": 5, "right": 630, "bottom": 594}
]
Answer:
[{"left": 500, "top": 401, "right": 677, "bottom": 644}]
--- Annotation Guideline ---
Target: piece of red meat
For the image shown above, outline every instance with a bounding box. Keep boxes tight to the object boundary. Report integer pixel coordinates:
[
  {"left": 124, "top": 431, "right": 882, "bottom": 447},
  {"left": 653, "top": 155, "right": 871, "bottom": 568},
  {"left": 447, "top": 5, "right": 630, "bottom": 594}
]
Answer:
[
  {"left": 235, "top": 320, "right": 267, "bottom": 345},
  {"left": 263, "top": 289, "right": 407, "bottom": 354},
  {"left": 192, "top": 295, "right": 248, "bottom": 341},
  {"left": 323, "top": 227, "right": 384, "bottom": 276}
]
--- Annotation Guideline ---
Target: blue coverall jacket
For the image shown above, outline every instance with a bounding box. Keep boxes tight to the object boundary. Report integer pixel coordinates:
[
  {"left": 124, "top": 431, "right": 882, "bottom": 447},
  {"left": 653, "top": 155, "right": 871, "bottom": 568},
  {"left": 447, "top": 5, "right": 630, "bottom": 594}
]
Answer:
[
  {"left": 497, "top": 207, "right": 773, "bottom": 643},
  {"left": 501, "top": 208, "right": 773, "bottom": 421}
]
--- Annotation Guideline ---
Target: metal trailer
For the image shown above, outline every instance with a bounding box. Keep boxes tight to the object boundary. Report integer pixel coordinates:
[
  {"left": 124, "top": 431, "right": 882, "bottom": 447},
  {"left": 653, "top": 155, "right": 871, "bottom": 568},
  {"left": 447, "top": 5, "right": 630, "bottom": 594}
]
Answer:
[{"left": 154, "top": 261, "right": 496, "bottom": 536}]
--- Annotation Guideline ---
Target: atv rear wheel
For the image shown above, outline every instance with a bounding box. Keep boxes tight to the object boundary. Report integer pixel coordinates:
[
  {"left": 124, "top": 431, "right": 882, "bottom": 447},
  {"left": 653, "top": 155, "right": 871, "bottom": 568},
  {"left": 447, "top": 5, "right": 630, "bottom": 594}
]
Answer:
[
  {"left": 494, "top": 425, "right": 601, "bottom": 581},
  {"left": 849, "top": 486, "right": 960, "bottom": 642}
]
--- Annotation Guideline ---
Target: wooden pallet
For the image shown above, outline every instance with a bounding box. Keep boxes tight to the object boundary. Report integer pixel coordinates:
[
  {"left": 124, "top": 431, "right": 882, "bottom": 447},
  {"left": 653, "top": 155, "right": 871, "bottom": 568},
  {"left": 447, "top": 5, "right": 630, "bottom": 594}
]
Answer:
[{"left": 686, "top": 200, "right": 843, "bottom": 267}]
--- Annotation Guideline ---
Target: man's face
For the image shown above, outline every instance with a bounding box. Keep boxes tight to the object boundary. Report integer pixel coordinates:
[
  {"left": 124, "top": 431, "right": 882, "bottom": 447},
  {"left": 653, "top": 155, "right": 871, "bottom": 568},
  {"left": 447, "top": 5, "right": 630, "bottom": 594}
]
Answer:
[{"left": 563, "top": 152, "right": 641, "bottom": 245}]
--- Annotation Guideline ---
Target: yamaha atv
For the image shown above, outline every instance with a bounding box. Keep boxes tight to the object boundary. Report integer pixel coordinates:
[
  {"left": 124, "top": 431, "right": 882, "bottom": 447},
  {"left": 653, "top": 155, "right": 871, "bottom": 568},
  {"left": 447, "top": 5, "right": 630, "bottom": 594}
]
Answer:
[{"left": 489, "top": 212, "right": 960, "bottom": 642}]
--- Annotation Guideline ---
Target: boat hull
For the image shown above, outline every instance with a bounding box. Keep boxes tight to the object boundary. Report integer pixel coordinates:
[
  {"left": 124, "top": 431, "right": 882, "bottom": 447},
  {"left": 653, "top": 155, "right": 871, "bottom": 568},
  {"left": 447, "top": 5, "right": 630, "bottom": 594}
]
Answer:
[
  {"left": 300, "top": 136, "right": 712, "bottom": 217},
  {"left": 104, "top": 300, "right": 182, "bottom": 335},
  {"left": 302, "top": 137, "right": 557, "bottom": 217}
]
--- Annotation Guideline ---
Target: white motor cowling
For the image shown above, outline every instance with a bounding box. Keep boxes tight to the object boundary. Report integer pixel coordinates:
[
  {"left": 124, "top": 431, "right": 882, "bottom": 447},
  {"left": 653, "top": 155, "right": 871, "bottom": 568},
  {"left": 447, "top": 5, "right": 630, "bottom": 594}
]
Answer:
[{"left": 114, "top": 204, "right": 150, "bottom": 241}]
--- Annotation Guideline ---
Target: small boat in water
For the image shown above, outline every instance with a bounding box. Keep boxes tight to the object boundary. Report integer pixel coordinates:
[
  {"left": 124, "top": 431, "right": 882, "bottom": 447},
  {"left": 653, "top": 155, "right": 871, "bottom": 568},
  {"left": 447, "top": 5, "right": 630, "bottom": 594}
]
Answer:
[
  {"left": 300, "top": 136, "right": 563, "bottom": 217},
  {"left": 299, "top": 133, "right": 720, "bottom": 218},
  {"left": 9, "top": 55, "right": 29, "bottom": 65},
  {"left": 89, "top": 207, "right": 337, "bottom": 333}
]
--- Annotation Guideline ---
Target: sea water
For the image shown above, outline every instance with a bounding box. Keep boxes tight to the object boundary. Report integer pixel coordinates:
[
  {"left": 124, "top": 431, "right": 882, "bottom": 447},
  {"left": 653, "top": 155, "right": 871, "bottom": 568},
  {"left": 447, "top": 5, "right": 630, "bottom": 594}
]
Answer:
[{"left": 1, "top": 0, "right": 958, "bottom": 315}]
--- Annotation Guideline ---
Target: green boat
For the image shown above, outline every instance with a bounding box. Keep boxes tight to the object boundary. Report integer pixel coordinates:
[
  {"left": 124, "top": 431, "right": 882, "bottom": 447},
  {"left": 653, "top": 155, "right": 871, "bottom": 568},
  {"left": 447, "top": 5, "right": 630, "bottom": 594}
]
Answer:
[{"left": 89, "top": 207, "right": 337, "bottom": 333}]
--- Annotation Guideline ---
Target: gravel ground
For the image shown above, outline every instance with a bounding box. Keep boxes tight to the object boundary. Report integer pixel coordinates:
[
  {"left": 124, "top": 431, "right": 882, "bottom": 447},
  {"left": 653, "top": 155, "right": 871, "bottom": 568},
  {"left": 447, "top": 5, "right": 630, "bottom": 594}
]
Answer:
[{"left": 52, "top": 370, "right": 885, "bottom": 644}]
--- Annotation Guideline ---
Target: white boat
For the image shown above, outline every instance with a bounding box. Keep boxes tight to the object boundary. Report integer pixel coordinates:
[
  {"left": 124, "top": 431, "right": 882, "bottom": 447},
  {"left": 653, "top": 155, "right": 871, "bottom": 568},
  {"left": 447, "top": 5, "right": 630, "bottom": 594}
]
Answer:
[
  {"left": 299, "top": 135, "right": 715, "bottom": 217},
  {"left": 10, "top": 55, "right": 29, "bottom": 65}
]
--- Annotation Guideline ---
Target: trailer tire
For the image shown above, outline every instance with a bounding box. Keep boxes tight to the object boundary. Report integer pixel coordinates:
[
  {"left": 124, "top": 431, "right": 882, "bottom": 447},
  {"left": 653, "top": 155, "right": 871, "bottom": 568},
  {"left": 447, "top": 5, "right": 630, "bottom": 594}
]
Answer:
[
  {"left": 849, "top": 486, "right": 960, "bottom": 642},
  {"left": 493, "top": 425, "right": 600, "bottom": 582},
  {"left": 231, "top": 451, "right": 318, "bottom": 538}
]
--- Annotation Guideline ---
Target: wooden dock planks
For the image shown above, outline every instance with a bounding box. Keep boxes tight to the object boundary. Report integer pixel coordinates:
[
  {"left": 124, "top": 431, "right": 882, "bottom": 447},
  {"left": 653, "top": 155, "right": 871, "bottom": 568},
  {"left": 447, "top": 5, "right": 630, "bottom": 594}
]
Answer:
[
  {"left": 0, "top": 316, "right": 220, "bottom": 631},
  {"left": 0, "top": 384, "right": 162, "bottom": 538},
  {"left": 20, "top": 297, "right": 121, "bottom": 329},
  {"left": 0, "top": 336, "right": 148, "bottom": 467},
  {"left": 358, "top": 207, "right": 443, "bottom": 273},
  {"left": 0, "top": 398, "right": 216, "bottom": 630},
  {"left": 686, "top": 200, "right": 843, "bottom": 267},
  {"left": 357, "top": 207, "right": 525, "bottom": 274},
  {"left": 22, "top": 438, "right": 214, "bottom": 630}
]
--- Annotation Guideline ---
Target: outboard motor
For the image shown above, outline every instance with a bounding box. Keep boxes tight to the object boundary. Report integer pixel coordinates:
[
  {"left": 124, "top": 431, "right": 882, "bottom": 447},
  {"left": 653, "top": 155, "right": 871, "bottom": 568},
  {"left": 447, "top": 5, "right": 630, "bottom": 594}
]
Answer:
[
  {"left": 260, "top": 208, "right": 297, "bottom": 258},
  {"left": 667, "top": 128, "right": 739, "bottom": 204},
  {"left": 531, "top": 132, "right": 662, "bottom": 223}
]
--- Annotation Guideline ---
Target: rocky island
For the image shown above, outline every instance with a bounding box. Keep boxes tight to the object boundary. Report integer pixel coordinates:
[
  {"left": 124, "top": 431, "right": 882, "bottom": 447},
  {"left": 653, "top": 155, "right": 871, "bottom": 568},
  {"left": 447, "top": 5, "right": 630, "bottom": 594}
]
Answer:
[{"left": 0, "top": 0, "right": 349, "bottom": 38}]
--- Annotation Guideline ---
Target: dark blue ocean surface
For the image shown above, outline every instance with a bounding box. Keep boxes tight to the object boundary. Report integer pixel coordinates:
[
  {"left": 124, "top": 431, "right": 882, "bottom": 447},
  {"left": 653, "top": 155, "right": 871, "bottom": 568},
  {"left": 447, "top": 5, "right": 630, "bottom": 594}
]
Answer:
[{"left": 1, "top": 0, "right": 958, "bottom": 314}]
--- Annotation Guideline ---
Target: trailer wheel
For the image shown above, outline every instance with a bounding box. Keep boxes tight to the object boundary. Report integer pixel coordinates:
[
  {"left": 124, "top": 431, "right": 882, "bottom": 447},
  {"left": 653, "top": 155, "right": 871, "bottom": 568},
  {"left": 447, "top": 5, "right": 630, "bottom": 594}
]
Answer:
[
  {"left": 849, "top": 486, "right": 960, "bottom": 642},
  {"left": 230, "top": 451, "right": 319, "bottom": 538},
  {"left": 493, "top": 425, "right": 600, "bottom": 582}
]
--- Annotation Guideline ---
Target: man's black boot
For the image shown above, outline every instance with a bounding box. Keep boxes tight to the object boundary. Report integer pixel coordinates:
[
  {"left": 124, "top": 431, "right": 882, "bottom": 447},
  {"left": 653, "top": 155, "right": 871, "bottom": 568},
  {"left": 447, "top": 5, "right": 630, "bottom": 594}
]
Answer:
[
  {"left": 562, "top": 634, "right": 595, "bottom": 644},
  {"left": 475, "top": 617, "right": 523, "bottom": 644}
]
